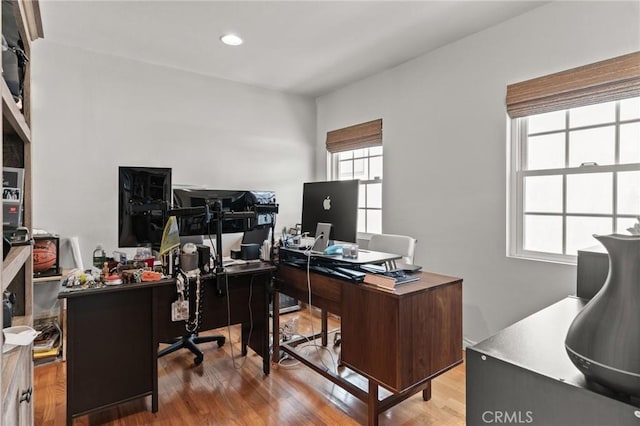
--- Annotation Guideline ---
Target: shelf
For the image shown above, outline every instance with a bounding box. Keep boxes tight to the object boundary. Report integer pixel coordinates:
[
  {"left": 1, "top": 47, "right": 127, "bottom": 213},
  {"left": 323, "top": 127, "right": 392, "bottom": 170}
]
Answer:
[
  {"left": 1, "top": 78, "right": 31, "bottom": 143},
  {"left": 2, "top": 245, "right": 31, "bottom": 291},
  {"left": 33, "top": 275, "right": 62, "bottom": 284}
]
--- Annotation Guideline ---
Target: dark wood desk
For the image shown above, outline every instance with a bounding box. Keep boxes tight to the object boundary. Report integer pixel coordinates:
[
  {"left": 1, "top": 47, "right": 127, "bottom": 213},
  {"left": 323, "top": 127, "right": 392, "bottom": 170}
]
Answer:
[
  {"left": 59, "top": 262, "right": 273, "bottom": 426},
  {"left": 273, "top": 262, "right": 463, "bottom": 426}
]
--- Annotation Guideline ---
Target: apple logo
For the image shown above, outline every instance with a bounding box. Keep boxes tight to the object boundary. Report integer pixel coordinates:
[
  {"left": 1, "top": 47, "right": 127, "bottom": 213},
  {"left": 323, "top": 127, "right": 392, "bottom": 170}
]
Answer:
[{"left": 323, "top": 196, "right": 331, "bottom": 210}]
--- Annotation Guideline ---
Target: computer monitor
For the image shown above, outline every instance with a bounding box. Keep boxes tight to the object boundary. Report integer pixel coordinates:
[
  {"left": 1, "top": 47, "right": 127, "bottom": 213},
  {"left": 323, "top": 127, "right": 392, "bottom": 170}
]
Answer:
[
  {"left": 242, "top": 227, "right": 271, "bottom": 245},
  {"left": 118, "top": 166, "right": 172, "bottom": 249},
  {"left": 172, "top": 188, "right": 276, "bottom": 237},
  {"left": 301, "top": 180, "right": 358, "bottom": 243}
]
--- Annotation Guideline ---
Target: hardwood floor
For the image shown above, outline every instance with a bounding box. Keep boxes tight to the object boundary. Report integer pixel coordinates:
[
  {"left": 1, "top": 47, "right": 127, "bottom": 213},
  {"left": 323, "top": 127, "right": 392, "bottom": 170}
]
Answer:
[{"left": 34, "top": 308, "right": 466, "bottom": 425}]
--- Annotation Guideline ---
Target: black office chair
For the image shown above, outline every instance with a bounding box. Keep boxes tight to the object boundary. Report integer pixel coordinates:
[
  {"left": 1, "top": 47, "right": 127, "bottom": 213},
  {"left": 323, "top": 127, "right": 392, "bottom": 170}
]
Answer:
[
  {"left": 158, "top": 329, "right": 225, "bottom": 366},
  {"left": 158, "top": 236, "right": 226, "bottom": 365}
]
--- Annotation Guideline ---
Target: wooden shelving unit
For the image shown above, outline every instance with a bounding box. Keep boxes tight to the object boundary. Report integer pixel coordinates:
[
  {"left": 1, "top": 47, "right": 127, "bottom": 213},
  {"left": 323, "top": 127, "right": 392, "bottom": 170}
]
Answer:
[
  {"left": 2, "top": 245, "right": 31, "bottom": 289},
  {"left": 1, "top": 0, "right": 44, "bottom": 424}
]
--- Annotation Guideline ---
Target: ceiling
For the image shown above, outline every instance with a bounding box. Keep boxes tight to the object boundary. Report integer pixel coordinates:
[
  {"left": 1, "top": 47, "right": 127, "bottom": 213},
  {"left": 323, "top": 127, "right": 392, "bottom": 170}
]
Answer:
[{"left": 39, "top": 1, "right": 546, "bottom": 97}]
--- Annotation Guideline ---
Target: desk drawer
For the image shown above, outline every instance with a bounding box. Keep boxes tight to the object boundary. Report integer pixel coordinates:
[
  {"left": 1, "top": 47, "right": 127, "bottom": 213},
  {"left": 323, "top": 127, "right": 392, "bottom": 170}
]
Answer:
[{"left": 276, "top": 265, "right": 342, "bottom": 315}]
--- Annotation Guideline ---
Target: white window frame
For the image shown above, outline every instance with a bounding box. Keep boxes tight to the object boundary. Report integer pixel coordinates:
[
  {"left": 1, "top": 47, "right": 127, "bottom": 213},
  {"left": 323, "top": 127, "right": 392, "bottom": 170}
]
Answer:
[
  {"left": 508, "top": 100, "right": 640, "bottom": 264},
  {"left": 329, "top": 147, "right": 383, "bottom": 234}
]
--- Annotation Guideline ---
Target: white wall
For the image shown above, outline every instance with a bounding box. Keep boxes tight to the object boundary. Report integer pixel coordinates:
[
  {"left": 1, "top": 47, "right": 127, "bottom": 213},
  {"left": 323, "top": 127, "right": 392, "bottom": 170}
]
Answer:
[
  {"left": 31, "top": 41, "right": 316, "bottom": 267},
  {"left": 316, "top": 1, "right": 640, "bottom": 343}
]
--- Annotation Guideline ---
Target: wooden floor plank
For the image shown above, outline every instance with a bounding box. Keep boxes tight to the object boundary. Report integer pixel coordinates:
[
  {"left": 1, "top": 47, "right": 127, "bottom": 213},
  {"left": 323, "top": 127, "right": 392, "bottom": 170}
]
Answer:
[{"left": 34, "top": 308, "right": 465, "bottom": 425}]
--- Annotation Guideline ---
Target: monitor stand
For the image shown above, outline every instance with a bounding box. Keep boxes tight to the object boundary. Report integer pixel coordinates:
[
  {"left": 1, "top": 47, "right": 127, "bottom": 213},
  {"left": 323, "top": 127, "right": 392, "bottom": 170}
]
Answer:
[{"left": 312, "top": 222, "right": 332, "bottom": 253}]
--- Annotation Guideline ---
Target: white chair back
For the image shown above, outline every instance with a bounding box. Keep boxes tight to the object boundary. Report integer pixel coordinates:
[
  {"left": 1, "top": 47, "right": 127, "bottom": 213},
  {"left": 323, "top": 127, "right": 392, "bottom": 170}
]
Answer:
[{"left": 368, "top": 233, "right": 417, "bottom": 265}]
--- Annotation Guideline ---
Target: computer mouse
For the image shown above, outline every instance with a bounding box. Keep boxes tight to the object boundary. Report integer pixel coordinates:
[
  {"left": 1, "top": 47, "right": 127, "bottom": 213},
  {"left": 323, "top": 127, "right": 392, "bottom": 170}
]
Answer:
[{"left": 323, "top": 245, "right": 343, "bottom": 256}]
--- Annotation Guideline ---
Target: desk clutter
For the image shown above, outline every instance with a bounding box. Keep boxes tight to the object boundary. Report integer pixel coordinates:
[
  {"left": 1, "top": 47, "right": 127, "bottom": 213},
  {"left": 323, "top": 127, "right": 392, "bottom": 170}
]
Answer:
[{"left": 63, "top": 245, "right": 165, "bottom": 290}]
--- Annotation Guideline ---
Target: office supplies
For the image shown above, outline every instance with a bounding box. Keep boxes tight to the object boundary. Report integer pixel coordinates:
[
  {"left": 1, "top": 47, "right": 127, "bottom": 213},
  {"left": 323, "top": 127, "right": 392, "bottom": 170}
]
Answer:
[
  {"left": 322, "top": 244, "right": 343, "bottom": 255},
  {"left": 363, "top": 271, "right": 420, "bottom": 290}
]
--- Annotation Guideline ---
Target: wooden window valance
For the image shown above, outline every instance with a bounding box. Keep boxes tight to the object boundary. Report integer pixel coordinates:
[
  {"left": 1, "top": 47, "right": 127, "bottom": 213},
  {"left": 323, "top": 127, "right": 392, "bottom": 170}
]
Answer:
[
  {"left": 326, "top": 119, "right": 382, "bottom": 153},
  {"left": 506, "top": 51, "right": 640, "bottom": 118}
]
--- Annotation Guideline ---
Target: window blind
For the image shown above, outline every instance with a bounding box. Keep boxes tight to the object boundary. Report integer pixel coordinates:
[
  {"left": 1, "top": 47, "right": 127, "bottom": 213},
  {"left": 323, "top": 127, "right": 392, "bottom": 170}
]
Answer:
[
  {"left": 326, "top": 119, "right": 382, "bottom": 153},
  {"left": 506, "top": 51, "right": 640, "bottom": 118}
]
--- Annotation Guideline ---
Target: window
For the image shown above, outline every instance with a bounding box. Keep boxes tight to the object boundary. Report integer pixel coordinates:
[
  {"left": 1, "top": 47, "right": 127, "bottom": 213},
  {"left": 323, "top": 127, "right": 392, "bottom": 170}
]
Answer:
[
  {"left": 507, "top": 53, "right": 640, "bottom": 263},
  {"left": 331, "top": 147, "right": 383, "bottom": 234},
  {"left": 326, "top": 119, "right": 383, "bottom": 234}
]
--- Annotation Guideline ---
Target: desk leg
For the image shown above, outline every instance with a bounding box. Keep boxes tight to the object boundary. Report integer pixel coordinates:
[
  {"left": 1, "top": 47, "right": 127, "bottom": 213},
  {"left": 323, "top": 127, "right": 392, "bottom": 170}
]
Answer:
[
  {"left": 321, "top": 310, "right": 328, "bottom": 346},
  {"left": 151, "top": 289, "right": 159, "bottom": 412},
  {"left": 263, "top": 278, "right": 270, "bottom": 375},
  {"left": 368, "top": 380, "right": 379, "bottom": 426},
  {"left": 422, "top": 381, "right": 431, "bottom": 401},
  {"left": 272, "top": 290, "right": 281, "bottom": 365},
  {"left": 241, "top": 324, "right": 249, "bottom": 356}
]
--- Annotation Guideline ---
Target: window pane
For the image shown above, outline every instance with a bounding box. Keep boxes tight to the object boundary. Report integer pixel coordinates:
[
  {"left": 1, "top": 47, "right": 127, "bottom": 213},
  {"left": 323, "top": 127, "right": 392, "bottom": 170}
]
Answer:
[
  {"left": 569, "top": 101, "right": 616, "bottom": 128},
  {"left": 369, "top": 156, "right": 383, "bottom": 179},
  {"left": 528, "top": 110, "right": 565, "bottom": 134},
  {"left": 358, "top": 184, "right": 366, "bottom": 208},
  {"left": 566, "top": 216, "right": 612, "bottom": 255},
  {"left": 620, "top": 123, "right": 640, "bottom": 164},
  {"left": 338, "top": 160, "right": 353, "bottom": 180},
  {"left": 358, "top": 209, "right": 366, "bottom": 233},
  {"left": 523, "top": 215, "right": 562, "bottom": 254},
  {"left": 369, "top": 146, "right": 383, "bottom": 156},
  {"left": 524, "top": 175, "right": 562, "bottom": 213},
  {"left": 339, "top": 151, "right": 353, "bottom": 160},
  {"left": 568, "top": 126, "right": 615, "bottom": 167},
  {"left": 618, "top": 217, "right": 639, "bottom": 235},
  {"left": 353, "top": 149, "right": 366, "bottom": 159},
  {"left": 527, "top": 133, "right": 565, "bottom": 170},
  {"left": 620, "top": 97, "right": 640, "bottom": 121},
  {"left": 367, "top": 183, "right": 382, "bottom": 208},
  {"left": 367, "top": 210, "right": 382, "bottom": 234},
  {"left": 353, "top": 158, "right": 368, "bottom": 180},
  {"left": 617, "top": 171, "right": 640, "bottom": 215},
  {"left": 567, "top": 173, "right": 612, "bottom": 214}
]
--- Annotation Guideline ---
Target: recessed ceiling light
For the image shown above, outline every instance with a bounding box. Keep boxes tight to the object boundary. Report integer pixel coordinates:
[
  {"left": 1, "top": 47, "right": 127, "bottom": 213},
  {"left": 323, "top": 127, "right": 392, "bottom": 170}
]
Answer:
[{"left": 220, "top": 34, "right": 243, "bottom": 46}]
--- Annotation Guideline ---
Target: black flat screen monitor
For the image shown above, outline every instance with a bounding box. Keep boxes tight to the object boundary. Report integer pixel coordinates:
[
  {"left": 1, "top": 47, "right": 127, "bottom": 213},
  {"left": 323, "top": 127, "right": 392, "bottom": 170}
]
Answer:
[
  {"left": 118, "top": 166, "right": 172, "bottom": 248},
  {"left": 301, "top": 180, "right": 358, "bottom": 243},
  {"left": 172, "top": 188, "right": 276, "bottom": 236}
]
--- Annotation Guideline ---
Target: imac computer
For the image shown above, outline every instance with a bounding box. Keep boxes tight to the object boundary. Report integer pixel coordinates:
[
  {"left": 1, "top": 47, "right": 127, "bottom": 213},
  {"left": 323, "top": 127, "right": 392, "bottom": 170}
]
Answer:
[
  {"left": 118, "top": 166, "right": 172, "bottom": 249},
  {"left": 301, "top": 180, "right": 359, "bottom": 246}
]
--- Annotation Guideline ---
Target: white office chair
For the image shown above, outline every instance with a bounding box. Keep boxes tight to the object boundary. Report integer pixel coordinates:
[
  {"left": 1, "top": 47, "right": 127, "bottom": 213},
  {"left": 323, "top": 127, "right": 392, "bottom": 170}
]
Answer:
[{"left": 367, "top": 233, "right": 417, "bottom": 270}]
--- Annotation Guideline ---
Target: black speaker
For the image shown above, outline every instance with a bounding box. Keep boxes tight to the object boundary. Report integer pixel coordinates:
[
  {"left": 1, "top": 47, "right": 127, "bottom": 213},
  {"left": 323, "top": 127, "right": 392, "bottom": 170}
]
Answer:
[{"left": 196, "top": 244, "right": 210, "bottom": 272}]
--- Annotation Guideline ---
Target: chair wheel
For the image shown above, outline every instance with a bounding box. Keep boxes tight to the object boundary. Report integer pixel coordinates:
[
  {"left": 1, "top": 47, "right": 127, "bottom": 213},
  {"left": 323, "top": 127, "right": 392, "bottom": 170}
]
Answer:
[
  {"left": 194, "top": 355, "right": 203, "bottom": 365},
  {"left": 217, "top": 337, "right": 226, "bottom": 348}
]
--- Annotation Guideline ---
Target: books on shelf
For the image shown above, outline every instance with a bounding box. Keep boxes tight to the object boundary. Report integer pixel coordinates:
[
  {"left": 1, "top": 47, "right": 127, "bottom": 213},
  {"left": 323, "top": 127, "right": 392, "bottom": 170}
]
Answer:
[
  {"left": 33, "top": 319, "right": 61, "bottom": 363},
  {"left": 363, "top": 272, "right": 420, "bottom": 291},
  {"left": 2, "top": 167, "right": 24, "bottom": 228}
]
